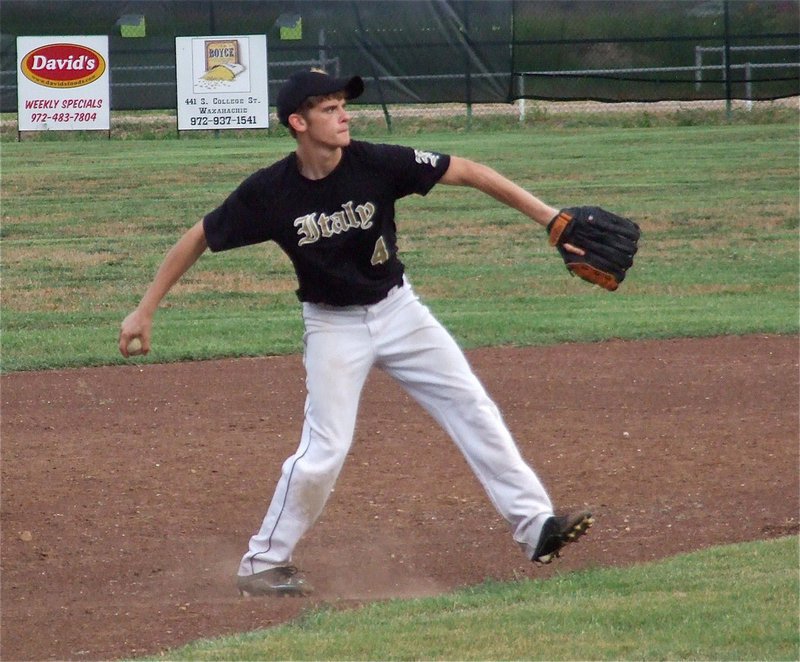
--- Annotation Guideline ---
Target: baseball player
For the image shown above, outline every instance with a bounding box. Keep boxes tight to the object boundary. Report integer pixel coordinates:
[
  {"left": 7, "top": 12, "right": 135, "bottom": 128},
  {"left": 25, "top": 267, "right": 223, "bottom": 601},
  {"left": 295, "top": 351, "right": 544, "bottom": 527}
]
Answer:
[{"left": 119, "top": 69, "right": 596, "bottom": 597}]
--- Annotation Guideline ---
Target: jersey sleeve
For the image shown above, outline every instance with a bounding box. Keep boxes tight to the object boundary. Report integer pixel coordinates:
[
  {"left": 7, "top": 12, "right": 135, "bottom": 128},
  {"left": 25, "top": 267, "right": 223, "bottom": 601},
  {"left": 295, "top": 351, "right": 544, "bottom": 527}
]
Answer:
[
  {"left": 202, "top": 169, "right": 272, "bottom": 252},
  {"left": 363, "top": 142, "right": 451, "bottom": 199}
]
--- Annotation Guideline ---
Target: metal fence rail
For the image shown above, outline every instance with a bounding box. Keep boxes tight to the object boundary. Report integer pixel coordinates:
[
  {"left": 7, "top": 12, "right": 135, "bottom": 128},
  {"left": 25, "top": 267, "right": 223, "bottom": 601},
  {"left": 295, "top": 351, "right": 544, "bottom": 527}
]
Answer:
[{"left": 515, "top": 42, "right": 799, "bottom": 118}]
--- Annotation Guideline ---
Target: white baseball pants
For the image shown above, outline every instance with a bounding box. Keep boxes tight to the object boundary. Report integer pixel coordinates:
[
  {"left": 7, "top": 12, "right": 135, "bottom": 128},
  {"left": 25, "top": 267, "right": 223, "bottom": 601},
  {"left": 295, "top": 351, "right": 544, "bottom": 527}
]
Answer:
[{"left": 238, "top": 279, "right": 554, "bottom": 576}]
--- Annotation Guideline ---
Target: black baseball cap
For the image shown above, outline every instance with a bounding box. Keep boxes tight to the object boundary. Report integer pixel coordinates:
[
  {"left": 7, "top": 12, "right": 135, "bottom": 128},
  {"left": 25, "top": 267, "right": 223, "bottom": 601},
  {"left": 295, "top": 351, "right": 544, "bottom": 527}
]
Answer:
[{"left": 276, "top": 69, "right": 364, "bottom": 126}]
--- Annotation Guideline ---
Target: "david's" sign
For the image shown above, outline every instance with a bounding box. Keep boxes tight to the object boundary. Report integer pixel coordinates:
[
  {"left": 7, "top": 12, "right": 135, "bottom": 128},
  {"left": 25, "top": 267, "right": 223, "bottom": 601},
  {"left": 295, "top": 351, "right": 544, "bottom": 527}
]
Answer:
[{"left": 17, "top": 36, "right": 110, "bottom": 132}]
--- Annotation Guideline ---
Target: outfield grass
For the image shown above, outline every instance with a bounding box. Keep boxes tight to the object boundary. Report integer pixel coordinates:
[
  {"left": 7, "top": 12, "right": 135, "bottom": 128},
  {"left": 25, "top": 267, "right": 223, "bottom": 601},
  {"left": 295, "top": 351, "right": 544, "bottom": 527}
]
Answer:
[
  {"left": 144, "top": 537, "right": 799, "bottom": 661},
  {"left": 2, "top": 118, "right": 797, "bottom": 371}
]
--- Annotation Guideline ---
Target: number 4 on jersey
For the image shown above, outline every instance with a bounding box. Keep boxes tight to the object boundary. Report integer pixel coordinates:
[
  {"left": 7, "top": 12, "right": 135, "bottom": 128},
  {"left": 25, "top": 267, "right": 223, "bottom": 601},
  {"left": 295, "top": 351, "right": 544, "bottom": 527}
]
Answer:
[{"left": 370, "top": 236, "right": 390, "bottom": 265}]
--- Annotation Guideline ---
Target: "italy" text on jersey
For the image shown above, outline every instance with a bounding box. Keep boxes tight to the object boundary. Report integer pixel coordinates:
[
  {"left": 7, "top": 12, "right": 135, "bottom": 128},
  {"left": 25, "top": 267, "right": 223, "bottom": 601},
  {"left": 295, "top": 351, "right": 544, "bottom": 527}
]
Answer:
[{"left": 294, "top": 200, "right": 376, "bottom": 246}]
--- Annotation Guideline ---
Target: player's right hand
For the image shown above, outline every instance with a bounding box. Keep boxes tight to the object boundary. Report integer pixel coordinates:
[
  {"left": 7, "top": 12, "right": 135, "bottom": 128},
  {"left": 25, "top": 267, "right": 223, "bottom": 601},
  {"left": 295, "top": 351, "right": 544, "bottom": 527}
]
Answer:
[{"left": 119, "top": 309, "right": 152, "bottom": 358}]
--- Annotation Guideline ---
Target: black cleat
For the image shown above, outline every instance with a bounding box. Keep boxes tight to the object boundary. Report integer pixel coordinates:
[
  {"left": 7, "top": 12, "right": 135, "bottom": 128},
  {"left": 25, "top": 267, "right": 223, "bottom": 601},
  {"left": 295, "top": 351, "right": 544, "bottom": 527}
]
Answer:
[{"left": 532, "top": 511, "right": 594, "bottom": 564}]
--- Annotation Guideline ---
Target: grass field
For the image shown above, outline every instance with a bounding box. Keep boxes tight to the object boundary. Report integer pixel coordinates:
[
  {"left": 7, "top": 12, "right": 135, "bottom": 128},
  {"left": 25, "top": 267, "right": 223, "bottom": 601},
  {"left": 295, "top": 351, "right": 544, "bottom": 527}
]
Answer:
[
  {"left": 2, "top": 111, "right": 798, "bottom": 660},
  {"left": 1, "top": 112, "right": 797, "bottom": 371}
]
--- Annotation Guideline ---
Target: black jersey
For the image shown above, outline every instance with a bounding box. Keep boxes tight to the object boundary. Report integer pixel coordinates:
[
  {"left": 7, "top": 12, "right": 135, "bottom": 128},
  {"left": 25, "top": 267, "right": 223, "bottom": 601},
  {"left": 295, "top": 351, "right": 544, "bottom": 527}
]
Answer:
[{"left": 203, "top": 140, "right": 451, "bottom": 306}]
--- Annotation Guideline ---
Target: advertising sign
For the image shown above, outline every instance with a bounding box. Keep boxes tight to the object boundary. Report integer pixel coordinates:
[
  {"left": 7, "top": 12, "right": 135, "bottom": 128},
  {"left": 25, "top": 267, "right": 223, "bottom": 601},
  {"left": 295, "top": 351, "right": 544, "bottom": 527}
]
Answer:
[
  {"left": 175, "top": 35, "right": 268, "bottom": 130},
  {"left": 17, "top": 36, "right": 110, "bottom": 131}
]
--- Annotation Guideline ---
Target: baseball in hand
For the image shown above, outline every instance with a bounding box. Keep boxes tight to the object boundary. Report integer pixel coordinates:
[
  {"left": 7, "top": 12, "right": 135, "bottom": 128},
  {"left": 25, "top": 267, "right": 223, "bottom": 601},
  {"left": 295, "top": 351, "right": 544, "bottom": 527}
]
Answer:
[{"left": 127, "top": 337, "right": 143, "bottom": 356}]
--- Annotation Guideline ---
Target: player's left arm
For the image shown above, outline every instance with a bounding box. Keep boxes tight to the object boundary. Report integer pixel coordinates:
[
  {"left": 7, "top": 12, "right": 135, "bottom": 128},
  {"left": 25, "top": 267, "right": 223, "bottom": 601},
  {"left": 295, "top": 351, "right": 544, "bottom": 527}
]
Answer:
[
  {"left": 440, "top": 156, "right": 642, "bottom": 291},
  {"left": 439, "top": 155, "right": 558, "bottom": 227},
  {"left": 439, "top": 156, "right": 584, "bottom": 256}
]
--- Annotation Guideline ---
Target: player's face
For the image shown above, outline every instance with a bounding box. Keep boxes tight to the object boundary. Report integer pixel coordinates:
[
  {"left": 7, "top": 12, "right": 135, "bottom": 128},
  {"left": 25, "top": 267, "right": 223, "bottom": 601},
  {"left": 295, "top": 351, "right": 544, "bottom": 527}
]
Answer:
[{"left": 303, "top": 95, "right": 351, "bottom": 148}]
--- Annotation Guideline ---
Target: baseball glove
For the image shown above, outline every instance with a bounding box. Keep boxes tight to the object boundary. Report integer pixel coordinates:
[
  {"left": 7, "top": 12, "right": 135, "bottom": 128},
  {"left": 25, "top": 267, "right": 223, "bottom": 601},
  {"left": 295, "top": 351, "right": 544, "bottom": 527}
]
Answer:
[{"left": 547, "top": 206, "right": 641, "bottom": 291}]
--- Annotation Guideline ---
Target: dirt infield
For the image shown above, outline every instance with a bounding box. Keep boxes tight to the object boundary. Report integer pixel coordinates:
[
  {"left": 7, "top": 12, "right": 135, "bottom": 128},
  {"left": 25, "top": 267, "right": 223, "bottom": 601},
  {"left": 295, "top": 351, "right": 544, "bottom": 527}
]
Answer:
[{"left": 2, "top": 335, "right": 798, "bottom": 661}]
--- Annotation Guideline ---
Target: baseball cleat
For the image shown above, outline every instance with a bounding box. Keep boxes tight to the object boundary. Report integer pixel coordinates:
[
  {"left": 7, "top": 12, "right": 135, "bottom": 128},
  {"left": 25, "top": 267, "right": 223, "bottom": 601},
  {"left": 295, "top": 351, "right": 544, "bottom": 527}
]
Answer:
[
  {"left": 532, "top": 511, "right": 594, "bottom": 564},
  {"left": 237, "top": 566, "right": 312, "bottom": 597}
]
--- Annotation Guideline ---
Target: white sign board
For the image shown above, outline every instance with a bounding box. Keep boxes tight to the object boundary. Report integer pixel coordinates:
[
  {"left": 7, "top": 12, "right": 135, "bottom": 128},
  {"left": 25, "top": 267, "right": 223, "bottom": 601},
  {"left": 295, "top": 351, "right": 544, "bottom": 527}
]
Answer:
[
  {"left": 17, "top": 36, "right": 110, "bottom": 132},
  {"left": 175, "top": 35, "right": 268, "bottom": 130}
]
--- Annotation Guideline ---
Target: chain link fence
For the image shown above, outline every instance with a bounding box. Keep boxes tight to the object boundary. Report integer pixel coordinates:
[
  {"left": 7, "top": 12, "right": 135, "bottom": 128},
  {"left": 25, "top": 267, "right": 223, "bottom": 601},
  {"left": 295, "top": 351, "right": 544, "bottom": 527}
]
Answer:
[{"left": 1, "top": 0, "right": 797, "bottom": 130}]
